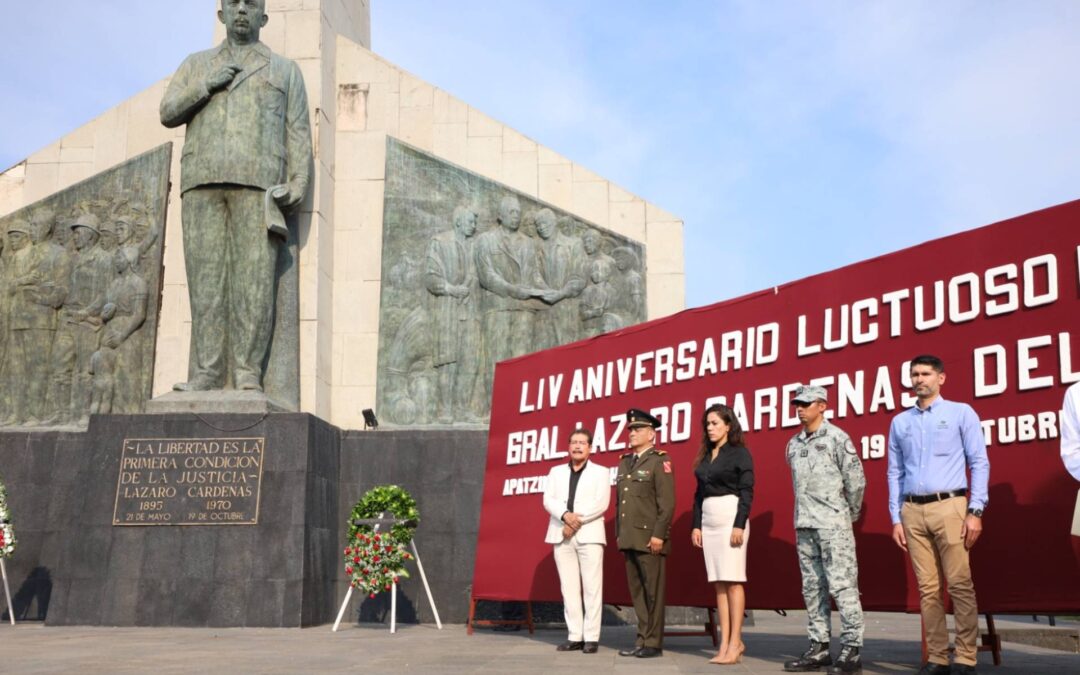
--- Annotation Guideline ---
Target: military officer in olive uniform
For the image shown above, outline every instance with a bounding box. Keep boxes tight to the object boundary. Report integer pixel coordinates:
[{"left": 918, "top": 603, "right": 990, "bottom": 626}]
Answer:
[
  {"left": 784, "top": 385, "right": 867, "bottom": 674},
  {"left": 616, "top": 408, "right": 676, "bottom": 658}
]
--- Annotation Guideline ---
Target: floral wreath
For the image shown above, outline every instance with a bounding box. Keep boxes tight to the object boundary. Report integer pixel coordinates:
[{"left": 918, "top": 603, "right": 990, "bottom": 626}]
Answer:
[
  {"left": 344, "top": 485, "right": 420, "bottom": 599},
  {"left": 0, "top": 475, "right": 15, "bottom": 560}
]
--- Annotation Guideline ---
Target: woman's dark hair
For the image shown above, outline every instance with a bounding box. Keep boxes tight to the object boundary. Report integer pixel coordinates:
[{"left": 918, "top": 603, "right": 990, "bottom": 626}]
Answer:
[{"left": 693, "top": 403, "right": 744, "bottom": 468}]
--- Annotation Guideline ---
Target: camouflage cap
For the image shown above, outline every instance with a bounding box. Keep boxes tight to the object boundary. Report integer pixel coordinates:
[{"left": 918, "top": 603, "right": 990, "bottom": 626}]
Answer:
[{"left": 792, "top": 384, "right": 828, "bottom": 404}]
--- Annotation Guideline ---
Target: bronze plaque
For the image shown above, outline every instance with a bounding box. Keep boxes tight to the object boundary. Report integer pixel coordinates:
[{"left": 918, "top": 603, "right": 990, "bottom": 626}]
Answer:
[{"left": 112, "top": 437, "right": 266, "bottom": 526}]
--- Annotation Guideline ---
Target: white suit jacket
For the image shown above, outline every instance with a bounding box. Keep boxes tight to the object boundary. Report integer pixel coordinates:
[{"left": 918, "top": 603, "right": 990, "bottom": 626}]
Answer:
[{"left": 543, "top": 461, "right": 611, "bottom": 545}]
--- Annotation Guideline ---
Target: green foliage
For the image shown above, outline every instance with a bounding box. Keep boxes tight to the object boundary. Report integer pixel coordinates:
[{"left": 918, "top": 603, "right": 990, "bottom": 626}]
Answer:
[{"left": 343, "top": 485, "right": 420, "bottom": 598}]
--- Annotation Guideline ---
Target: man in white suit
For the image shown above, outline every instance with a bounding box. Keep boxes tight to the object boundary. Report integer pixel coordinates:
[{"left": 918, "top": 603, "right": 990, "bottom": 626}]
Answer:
[{"left": 544, "top": 427, "right": 611, "bottom": 653}]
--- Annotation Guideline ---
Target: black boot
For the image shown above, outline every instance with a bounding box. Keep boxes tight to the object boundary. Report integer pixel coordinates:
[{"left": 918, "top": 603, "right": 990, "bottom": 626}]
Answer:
[
  {"left": 826, "top": 645, "right": 861, "bottom": 673},
  {"left": 784, "top": 641, "right": 832, "bottom": 672}
]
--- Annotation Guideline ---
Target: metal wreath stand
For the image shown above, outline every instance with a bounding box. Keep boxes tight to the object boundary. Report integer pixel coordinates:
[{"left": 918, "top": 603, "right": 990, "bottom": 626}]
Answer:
[
  {"left": 332, "top": 514, "right": 442, "bottom": 633},
  {"left": 1, "top": 557, "right": 13, "bottom": 625}
]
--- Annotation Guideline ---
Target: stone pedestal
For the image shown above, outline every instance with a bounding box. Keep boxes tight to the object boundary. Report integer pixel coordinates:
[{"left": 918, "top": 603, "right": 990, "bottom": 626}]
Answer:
[
  {"left": 144, "top": 391, "right": 293, "bottom": 415},
  {"left": 43, "top": 413, "right": 340, "bottom": 627},
  {"left": 0, "top": 419, "right": 488, "bottom": 628}
]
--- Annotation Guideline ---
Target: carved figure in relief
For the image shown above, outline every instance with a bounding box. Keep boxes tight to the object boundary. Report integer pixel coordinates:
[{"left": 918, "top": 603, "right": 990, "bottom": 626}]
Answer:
[
  {"left": 47, "top": 213, "right": 113, "bottom": 426},
  {"left": 580, "top": 258, "right": 623, "bottom": 338},
  {"left": 474, "top": 195, "right": 546, "bottom": 398},
  {"left": 161, "top": 0, "right": 312, "bottom": 393},
  {"left": 535, "top": 210, "right": 586, "bottom": 348},
  {"left": 90, "top": 248, "right": 149, "bottom": 415},
  {"left": 611, "top": 246, "right": 644, "bottom": 323},
  {"left": 384, "top": 307, "right": 434, "bottom": 425},
  {"left": 582, "top": 229, "right": 615, "bottom": 278},
  {"left": 425, "top": 205, "right": 482, "bottom": 423},
  {"left": 3, "top": 219, "right": 52, "bottom": 425}
]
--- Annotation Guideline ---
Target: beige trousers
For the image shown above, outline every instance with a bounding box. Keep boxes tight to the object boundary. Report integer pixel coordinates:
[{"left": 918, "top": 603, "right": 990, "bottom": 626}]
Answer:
[{"left": 901, "top": 497, "right": 979, "bottom": 666}]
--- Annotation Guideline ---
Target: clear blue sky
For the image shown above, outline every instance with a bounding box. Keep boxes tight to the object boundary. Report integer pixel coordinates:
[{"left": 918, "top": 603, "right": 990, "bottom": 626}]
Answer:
[{"left": 3, "top": 1, "right": 1080, "bottom": 308}]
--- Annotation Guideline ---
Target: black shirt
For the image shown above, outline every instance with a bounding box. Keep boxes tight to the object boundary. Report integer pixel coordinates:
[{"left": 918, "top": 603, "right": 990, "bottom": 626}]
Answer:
[
  {"left": 692, "top": 443, "right": 754, "bottom": 529},
  {"left": 566, "top": 461, "right": 587, "bottom": 513}
]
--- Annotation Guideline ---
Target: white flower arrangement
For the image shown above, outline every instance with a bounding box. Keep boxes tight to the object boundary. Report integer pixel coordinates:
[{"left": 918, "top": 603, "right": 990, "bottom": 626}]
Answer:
[{"left": 0, "top": 477, "right": 15, "bottom": 559}]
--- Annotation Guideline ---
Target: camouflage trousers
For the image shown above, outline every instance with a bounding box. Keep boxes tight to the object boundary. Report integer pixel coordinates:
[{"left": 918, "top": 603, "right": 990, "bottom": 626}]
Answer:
[{"left": 796, "top": 527, "right": 864, "bottom": 646}]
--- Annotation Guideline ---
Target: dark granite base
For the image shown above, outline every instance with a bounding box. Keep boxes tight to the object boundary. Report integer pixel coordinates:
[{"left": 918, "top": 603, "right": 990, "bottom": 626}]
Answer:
[{"left": 0, "top": 415, "right": 487, "bottom": 627}]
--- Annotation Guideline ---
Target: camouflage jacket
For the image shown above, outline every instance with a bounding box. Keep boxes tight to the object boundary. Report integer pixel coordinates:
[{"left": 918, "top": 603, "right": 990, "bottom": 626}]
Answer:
[{"left": 786, "top": 421, "right": 866, "bottom": 529}]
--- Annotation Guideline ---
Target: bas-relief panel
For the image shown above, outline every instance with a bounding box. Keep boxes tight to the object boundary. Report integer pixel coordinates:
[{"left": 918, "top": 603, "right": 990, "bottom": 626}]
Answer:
[
  {"left": 375, "top": 139, "right": 646, "bottom": 427},
  {"left": 0, "top": 144, "right": 170, "bottom": 429}
]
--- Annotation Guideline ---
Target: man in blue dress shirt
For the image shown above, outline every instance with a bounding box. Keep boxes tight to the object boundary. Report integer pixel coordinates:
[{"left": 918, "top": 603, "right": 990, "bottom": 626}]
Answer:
[{"left": 887, "top": 355, "right": 989, "bottom": 675}]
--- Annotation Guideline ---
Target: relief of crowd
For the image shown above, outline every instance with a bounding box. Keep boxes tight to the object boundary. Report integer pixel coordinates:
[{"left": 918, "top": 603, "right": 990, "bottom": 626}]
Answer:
[
  {"left": 0, "top": 200, "right": 157, "bottom": 427},
  {"left": 383, "top": 194, "right": 645, "bottom": 426}
]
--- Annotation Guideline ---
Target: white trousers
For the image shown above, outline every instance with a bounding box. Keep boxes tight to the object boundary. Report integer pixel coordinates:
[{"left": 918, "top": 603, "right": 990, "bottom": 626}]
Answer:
[{"left": 553, "top": 537, "right": 604, "bottom": 641}]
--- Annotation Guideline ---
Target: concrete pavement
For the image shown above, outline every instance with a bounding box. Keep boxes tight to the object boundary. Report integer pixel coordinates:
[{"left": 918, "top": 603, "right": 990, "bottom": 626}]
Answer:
[{"left": 2, "top": 611, "right": 1077, "bottom": 673}]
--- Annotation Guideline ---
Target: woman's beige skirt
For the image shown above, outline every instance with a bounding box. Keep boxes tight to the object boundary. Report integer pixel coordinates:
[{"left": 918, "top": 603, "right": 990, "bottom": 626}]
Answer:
[{"left": 702, "top": 495, "right": 749, "bottom": 582}]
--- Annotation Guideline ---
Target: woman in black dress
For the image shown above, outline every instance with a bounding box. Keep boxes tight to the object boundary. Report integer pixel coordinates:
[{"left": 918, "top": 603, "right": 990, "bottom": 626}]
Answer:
[{"left": 691, "top": 403, "right": 754, "bottom": 664}]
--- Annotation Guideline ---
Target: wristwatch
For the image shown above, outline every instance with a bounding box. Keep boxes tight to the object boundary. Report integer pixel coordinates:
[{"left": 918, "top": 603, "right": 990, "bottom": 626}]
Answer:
[{"left": 967, "top": 507, "right": 984, "bottom": 518}]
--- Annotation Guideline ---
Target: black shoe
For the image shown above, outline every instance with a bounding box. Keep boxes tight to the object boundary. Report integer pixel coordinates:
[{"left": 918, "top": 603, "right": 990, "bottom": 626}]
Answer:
[
  {"left": 583, "top": 642, "right": 598, "bottom": 654},
  {"left": 826, "top": 645, "right": 861, "bottom": 673},
  {"left": 556, "top": 641, "right": 584, "bottom": 652},
  {"left": 917, "top": 664, "right": 951, "bottom": 675},
  {"left": 784, "top": 641, "right": 832, "bottom": 671},
  {"left": 950, "top": 665, "right": 977, "bottom": 675},
  {"left": 636, "top": 647, "right": 662, "bottom": 658},
  {"left": 618, "top": 646, "right": 642, "bottom": 657}
]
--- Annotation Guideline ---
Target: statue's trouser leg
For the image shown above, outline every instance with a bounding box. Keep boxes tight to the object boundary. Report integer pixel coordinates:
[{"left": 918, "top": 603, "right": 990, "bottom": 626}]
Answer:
[
  {"left": 9, "top": 329, "right": 49, "bottom": 422},
  {"left": 223, "top": 187, "right": 276, "bottom": 386},
  {"left": 182, "top": 188, "right": 230, "bottom": 386},
  {"left": 9, "top": 330, "right": 30, "bottom": 423},
  {"left": 508, "top": 310, "right": 535, "bottom": 360},
  {"left": 72, "top": 325, "right": 100, "bottom": 421},
  {"left": 46, "top": 327, "right": 75, "bottom": 422}
]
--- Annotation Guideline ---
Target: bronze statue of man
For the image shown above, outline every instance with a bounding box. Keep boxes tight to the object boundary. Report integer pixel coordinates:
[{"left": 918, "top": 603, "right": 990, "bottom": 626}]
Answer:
[{"left": 161, "top": 0, "right": 312, "bottom": 392}]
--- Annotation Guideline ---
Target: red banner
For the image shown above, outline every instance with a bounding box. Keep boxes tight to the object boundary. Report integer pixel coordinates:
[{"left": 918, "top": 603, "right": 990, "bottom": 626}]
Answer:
[{"left": 473, "top": 200, "right": 1080, "bottom": 612}]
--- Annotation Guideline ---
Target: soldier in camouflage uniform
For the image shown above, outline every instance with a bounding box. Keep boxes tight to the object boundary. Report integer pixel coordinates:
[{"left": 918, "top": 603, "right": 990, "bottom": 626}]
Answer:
[
  {"left": 784, "top": 385, "right": 866, "bottom": 674},
  {"left": 616, "top": 408, "right": 675, "bottom": 659}
]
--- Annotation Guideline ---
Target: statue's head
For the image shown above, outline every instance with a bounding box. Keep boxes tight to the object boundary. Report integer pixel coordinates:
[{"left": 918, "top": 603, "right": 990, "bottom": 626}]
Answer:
[
  {"left": 6, "top": 219, "right": 32, "bottom": 251},
  {"left": 114, "top": 247, "right": 140, "bottom": 274},
  {"left": 535, "top": 208, "right": 557, "bottom": 240},
  {"left": 497, "top": 195, "right": 521, "bottom": 232},
  {"left": 612, "top": 246, "right": 639, "bottom": 272},
  {"left": 114, "top": 215, "right": 135, "bottom": 246},
  {"left": 583, "top": 229, "right": 600, "bottom": 255},
  {"left": 453, "top": 206, "right": 478, "bottom": 238},
  {"left": 590, "top": 258, "right": 612, "bottom": 284},
  {"left": 70, "top": 213, "right": 102, "bottom": 251},
  {"left": 29, "top": 208, "right": 56, "bottom": 244},
  {"left": 219, "top": 0, "right": 269, "bottom": 44}
]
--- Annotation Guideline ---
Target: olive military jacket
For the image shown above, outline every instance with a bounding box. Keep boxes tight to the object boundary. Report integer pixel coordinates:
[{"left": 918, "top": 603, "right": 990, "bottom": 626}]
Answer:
[{"left": 615, "top": 447, "right": 676, "bottom": 553}]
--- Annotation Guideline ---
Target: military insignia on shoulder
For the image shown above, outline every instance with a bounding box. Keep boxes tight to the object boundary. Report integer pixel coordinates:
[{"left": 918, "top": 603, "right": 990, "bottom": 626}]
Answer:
[
  {"left": 663, "top": 461, "right": 672, "bottom": 473},
  {"left": 655, "top": 449, "right": 668, "bottom": 455},
  {"left": 621, "top": 452, "right": 635, "bottom": 460},
  {"left": 844, "top": 439, "right": 858, "bottom": 455}
]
